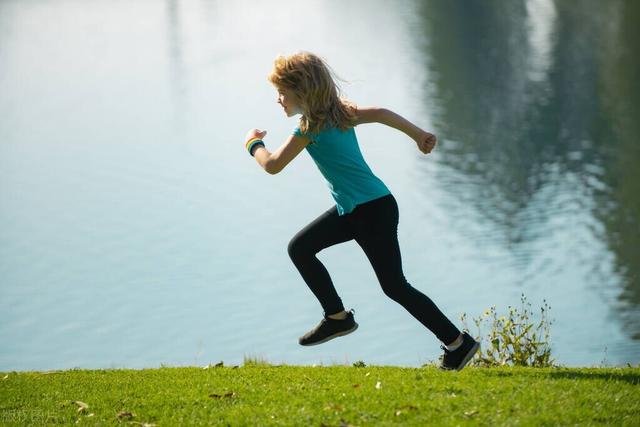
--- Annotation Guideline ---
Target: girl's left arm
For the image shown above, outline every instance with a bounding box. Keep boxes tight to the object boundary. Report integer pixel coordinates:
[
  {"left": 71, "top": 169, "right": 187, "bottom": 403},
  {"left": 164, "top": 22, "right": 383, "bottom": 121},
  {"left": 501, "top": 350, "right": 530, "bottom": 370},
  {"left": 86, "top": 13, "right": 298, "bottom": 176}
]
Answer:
[
  {"left": 245, "top": 129, "right": 309, "bottom": 174},
  {"left": 354, "top": 106, "right": 437, "bottom": 155}
]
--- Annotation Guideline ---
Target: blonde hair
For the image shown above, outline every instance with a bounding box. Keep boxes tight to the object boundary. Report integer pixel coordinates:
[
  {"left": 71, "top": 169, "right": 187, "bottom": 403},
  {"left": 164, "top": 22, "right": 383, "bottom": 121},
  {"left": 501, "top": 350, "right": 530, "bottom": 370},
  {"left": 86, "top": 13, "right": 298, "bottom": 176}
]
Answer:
[{"left": 267, "top": 51, "right": 357, "bottom": 135}]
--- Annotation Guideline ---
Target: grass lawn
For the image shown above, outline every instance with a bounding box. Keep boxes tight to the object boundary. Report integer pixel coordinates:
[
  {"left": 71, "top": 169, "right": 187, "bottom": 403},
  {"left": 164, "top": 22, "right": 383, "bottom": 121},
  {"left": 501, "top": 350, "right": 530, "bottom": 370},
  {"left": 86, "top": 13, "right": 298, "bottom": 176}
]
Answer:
[{"left": 1, "top": 363, "right": 639, "bottom": 426}]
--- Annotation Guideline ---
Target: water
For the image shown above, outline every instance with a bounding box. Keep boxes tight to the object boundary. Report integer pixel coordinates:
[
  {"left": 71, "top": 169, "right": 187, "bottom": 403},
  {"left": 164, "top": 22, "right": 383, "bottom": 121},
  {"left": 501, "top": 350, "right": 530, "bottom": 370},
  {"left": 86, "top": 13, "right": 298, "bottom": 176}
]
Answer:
[{"left": 1, "top": 0, "right": 638, "bottom": 371}]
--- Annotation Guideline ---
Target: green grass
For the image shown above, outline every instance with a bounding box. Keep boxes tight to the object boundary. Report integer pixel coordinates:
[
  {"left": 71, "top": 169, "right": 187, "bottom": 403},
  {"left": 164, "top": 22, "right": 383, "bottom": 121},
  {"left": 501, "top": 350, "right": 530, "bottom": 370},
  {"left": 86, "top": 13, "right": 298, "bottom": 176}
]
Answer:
[{"left": 1, "top": 362, "right": 638, "bottom": 426}]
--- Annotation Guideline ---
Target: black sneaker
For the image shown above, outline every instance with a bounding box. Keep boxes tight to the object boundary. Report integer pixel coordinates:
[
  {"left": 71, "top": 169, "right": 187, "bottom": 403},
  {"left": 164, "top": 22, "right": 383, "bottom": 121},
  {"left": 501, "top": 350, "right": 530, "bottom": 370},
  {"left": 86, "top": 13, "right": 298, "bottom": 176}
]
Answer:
[
  {"left": 298, "top": 309, "right": 359, "bottom": 346},
  {"left": 439, "top": 331, "right": 480, "bottom": 371}
]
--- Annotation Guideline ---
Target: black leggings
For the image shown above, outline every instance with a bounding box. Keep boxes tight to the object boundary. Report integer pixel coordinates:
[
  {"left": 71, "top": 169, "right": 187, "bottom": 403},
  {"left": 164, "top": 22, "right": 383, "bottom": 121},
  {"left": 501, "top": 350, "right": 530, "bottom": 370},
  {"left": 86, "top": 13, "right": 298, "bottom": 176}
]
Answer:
[{"left": 287, "top": 193, "right": 460, "bottom": 345}]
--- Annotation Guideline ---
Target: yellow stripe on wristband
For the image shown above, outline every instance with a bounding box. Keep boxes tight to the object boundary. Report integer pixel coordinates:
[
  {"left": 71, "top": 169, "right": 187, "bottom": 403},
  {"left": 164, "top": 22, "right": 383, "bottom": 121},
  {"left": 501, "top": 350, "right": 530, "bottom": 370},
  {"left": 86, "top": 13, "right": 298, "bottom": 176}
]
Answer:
[
  {"left": 246, "top": 139, "right": 265, "bottom": 157},
  {"left": 245, "top": 137, "right": 263, "bottom": 150}
]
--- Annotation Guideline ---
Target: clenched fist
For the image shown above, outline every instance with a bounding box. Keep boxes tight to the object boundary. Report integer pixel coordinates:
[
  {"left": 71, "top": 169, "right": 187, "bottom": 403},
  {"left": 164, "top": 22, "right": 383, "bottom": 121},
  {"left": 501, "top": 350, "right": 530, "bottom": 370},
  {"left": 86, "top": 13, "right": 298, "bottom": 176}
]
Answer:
[
  {"left": 416, "top": 131, "right": 437, "bottom": 154},
  {"left": 245, "top": 128, "right": 267, "bottom": 142}
]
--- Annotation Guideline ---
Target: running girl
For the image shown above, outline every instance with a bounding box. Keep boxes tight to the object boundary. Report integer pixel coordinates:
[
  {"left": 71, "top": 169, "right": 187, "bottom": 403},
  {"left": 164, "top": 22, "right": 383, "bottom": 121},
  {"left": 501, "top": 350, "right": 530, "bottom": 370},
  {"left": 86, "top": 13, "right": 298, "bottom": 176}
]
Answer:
[{"left": 244, "top": 51, "right": 479, "bottom": 370}]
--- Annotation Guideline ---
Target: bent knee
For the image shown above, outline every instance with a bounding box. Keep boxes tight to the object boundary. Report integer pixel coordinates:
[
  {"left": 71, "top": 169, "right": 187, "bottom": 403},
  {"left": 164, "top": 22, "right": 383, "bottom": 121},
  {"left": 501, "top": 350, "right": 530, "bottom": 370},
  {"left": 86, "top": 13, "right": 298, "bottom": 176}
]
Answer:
[
  {"left": 380, "top": 280, "right": 413, "bottom": 301},
  {"left": 287, "top": 238, "right": 299, "bottom": 259},
  {"left": 287, "top": 235, "right": 311, "bottom": 261}
]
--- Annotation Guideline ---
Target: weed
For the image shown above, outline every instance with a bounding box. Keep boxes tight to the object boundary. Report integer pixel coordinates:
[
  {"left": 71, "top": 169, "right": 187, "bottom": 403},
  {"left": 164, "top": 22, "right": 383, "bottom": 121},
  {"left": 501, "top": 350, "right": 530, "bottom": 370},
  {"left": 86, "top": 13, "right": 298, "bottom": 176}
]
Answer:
[
  {"left": 460, "top": 293, "right": 555, "bottom": 367},
  {"left": 243, "top": 355, "right": 272, "bottom": 367}
]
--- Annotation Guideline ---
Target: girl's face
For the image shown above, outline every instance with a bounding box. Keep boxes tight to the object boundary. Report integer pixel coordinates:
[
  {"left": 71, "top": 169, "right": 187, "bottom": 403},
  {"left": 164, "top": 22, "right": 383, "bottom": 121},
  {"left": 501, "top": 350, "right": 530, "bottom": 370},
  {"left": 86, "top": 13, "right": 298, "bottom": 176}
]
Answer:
[{"left": 276, "top": 87, "right": 303, "bottom": 117}]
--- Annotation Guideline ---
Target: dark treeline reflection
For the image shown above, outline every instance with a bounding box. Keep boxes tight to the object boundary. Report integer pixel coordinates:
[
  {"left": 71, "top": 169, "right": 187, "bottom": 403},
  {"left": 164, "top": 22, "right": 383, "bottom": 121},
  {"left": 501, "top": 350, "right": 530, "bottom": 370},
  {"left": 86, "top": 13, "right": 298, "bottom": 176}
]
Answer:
[{"left": 414, "top": 0, "right": 639, "bottom": 338}]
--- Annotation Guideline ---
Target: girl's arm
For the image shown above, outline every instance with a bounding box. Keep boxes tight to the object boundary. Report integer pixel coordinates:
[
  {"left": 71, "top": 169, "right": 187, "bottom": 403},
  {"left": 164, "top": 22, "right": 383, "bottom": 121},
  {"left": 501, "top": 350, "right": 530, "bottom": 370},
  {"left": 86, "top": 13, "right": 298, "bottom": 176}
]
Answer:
[
  {"left": 245, "top": 128, "right": 310, "bottom": 174},
  {"left": 354, "top": 106, "right": 436, "bottom": 154}
]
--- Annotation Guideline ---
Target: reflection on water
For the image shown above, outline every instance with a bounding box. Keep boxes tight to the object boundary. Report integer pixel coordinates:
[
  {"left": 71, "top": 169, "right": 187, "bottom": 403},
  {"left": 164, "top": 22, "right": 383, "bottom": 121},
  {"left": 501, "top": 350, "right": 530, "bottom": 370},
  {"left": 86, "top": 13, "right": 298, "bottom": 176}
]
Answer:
[
  {"left": 415, "top": 0, "right": 640, "bottom": 338},
  {"left": 0, "top": 0, "right": 638, "bottom": 370}
]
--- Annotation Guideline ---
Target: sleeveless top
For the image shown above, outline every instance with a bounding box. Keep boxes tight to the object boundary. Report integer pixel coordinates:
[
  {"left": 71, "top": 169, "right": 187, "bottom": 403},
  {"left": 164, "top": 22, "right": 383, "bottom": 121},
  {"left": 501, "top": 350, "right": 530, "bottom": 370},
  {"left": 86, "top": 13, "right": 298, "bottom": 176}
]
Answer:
[{"left": 293, "top": 125, "right": 391, "bottom": 216}]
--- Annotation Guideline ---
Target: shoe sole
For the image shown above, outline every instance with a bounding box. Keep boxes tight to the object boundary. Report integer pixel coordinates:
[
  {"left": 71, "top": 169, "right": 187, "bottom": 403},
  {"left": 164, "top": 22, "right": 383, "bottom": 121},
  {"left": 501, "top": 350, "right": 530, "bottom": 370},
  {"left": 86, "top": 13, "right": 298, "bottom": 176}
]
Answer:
[
  {"left": 299, "top": 322, "right": 359, "bottom": 346},
  {"left": 455, "top": 341, "right": 480, "bottom": 371}
]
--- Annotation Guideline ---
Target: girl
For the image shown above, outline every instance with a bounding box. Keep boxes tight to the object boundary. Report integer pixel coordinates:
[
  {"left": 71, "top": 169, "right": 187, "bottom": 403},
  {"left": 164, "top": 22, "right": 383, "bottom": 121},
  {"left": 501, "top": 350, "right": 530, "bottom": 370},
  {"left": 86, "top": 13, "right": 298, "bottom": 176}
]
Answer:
[{"left": 244, "top": 51, "right": 479, "bottom": 371}]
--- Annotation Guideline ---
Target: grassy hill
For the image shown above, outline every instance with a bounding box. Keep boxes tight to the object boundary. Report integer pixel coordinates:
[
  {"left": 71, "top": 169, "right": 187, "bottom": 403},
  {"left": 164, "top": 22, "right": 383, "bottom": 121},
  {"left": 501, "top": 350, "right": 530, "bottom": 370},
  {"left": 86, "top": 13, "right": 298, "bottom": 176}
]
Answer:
[{"left": 1, "top": 363, "right": 638, "bottom": 426}]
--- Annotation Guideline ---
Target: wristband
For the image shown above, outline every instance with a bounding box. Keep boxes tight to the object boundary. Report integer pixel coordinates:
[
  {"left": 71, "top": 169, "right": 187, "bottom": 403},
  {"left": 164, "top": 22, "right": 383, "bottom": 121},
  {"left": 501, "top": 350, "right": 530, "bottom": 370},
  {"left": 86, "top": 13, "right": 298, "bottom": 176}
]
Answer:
[
  {"left": 246, "top": 138, "right": 265, "bottom": 157},
  {"left": 245, "top": 137, "right": 262, "bottom": 150}
]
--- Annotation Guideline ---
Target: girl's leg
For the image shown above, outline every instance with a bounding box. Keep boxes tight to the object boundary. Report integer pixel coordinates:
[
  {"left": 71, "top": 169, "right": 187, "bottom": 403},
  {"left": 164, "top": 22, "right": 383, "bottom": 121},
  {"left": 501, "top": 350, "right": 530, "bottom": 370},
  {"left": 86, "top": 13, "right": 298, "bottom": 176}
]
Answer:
[
  {"left": 288, "top": 205, "right": 355, "bottom": 316},
  {"left": 351, "top": 194, "right": 461, "bottom": 345}
]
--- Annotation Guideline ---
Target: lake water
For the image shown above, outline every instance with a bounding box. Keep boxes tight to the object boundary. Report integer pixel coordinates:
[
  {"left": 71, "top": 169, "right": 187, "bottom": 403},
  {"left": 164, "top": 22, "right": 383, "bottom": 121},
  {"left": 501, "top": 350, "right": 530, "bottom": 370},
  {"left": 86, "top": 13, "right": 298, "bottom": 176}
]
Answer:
[{"left": 1, "top": 0, "right": 638, "bottom": 371}]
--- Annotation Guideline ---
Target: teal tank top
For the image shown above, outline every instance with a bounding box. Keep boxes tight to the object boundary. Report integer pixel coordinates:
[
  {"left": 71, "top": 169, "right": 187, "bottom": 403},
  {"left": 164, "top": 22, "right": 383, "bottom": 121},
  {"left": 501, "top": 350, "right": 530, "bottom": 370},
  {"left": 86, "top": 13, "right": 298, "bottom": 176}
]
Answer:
[{"left": 293, "top": 124, "right": 391, "bottom": 216}]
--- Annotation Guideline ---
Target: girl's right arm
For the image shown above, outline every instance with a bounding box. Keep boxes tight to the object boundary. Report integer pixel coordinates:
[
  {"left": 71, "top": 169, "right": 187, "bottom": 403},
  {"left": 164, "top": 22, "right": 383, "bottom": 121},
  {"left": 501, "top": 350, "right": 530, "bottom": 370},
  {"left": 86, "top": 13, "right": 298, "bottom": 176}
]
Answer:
[
  {"left": 354, "top": 106, "right": 436, "bottom": 154},
  {"left": 244, "top": 128, "right": 309, "bottom": 174}
]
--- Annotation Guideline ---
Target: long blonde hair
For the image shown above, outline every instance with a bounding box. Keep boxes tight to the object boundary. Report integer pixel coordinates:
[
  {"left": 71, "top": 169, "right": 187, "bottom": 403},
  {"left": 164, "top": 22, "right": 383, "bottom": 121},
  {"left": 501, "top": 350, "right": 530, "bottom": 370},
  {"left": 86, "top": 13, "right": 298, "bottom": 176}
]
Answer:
[{"left": 267, "top": 51, "right": 357, "bottom": 135}]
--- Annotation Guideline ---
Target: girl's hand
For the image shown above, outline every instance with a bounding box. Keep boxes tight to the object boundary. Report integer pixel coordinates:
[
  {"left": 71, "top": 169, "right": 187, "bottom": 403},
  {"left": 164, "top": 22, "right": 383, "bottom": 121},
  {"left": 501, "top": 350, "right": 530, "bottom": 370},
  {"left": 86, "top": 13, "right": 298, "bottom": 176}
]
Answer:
[
  {"left": 416, "top": 131, "right": 437, "bottom": 154},
  {"left": 245, "top": 128, "right": 267, "bottom": 142}
]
